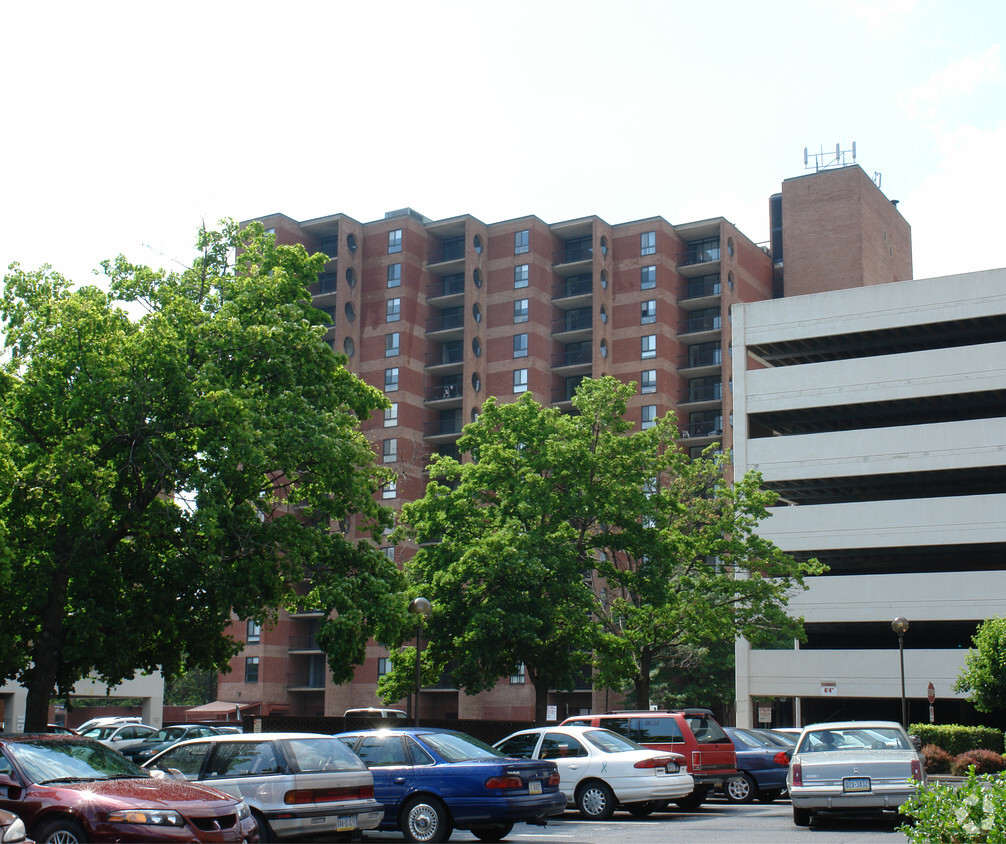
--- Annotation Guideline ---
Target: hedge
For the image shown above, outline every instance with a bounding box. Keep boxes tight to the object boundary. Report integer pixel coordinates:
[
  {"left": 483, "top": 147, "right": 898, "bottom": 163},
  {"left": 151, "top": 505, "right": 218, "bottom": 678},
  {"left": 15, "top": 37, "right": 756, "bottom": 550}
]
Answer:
[{"left": 909, "top": 723, "right": 1004, "bottom": 755}]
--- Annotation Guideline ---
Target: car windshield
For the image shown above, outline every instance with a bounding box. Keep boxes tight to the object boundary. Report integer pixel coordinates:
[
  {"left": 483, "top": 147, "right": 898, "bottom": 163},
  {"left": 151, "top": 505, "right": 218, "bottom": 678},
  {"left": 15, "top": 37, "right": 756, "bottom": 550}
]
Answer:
[
  {"left": 799, "top": 727, "right": 910, "bottom": 753},
  {"left": 9, "top": 739, "right": 149, "bottom": 783},
  {"left": 684, "top": 714, "right": 728, "bottom": 744},
  {"left": 419, "top": 732, "right": 504, "bottom": 762},
  {"left": 583, "top": 729, "right": 643, "bottom": 753}
]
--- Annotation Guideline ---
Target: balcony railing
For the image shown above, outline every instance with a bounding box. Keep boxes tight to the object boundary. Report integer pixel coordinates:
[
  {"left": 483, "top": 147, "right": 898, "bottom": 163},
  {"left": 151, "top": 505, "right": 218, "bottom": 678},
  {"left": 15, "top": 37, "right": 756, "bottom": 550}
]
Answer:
[
  {"left": 425, "top": 383, "right": 463, "bottom": 402},
  {"left": 681, "top": 420, "right": 723, "bottom": 438},
  {"left": 555, "top": 243, "right": 593, "bottom": 264},
  {"left": 427, "top": 274, "right": 465, "bottom": 298},
  {"left": 427, "top": 243, "right": 466, "bottom": 264},
  {"left": 682, "top": 383, "right": 722, "bottom": 403},
  {"left": 680, "top": 314, "right": 722, "bottom": 333},
  {"left": 552, "top": 311, "right": 592, "bottom": 334},
  {"left": 425, "top": 417, "right": 463, "bottom": 437},
  {"left": 683, "top": 239, "right": 721, "bottom": 265},
  {"left": 425, "top": 346, "right": 464, "bottom": 367},
  {"left": 553, "top": 274, "right": 592, "bottom": 299},
  {"left": 680, "top": 276, "right": 721, "bottom": 299},
  {"left": 288, "top": 636, "right": 322, "bottom": 651},
  {"left": 287, "top": 672, "right": 326, "bottom": 689},
  {"left": 552, "top": 349, "right": 591, "bottom": 367},
  {"left": 426, "top": 312, "right": 464, "bottom": 332}
]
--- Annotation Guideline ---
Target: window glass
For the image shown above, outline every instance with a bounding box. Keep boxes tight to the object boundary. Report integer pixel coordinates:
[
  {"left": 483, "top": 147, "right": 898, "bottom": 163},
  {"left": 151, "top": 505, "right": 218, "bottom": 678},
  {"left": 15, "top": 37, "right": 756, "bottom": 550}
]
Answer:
[
  {"left": 149, "top": 742, "right": 213, "bottom": 779},
  {"left": 496, "top": 733, "right": 539, "bottom": 759},
  {"left": 388, "top": 229, "right": 402, "bottom": 254},
  {"left": 513, "top": 369, "right": 528, "bottom": 393},
  {"left": 245, "top": 657, "right": 259, "bottom": 682},
  {"left": 514, "top": 264, "right": 529, "bottom": 288},
  {"left": 641, "top": 231, "right": 656, "bottom": 255},
  {"left": 205, "top": 741, "right": 282, "bottom": 778},
  {"left": 386, "top": 298, "right": 401, "bottom": 322},
  {"left": 420, "top": 732, "right": 503, "bottom": 762},
  {"left": 642, "top": 405, "right": 657, "bottom": 429},
  {"left": 383, "top": 438, "right": 397, "bottom": 463},
  {"left": 385, "top": 368, "right": 399, "bottom": 392},
  {"left": 407, "top": 737, "right": 436, "bottom": 766},
  {"left": 683, "top": 714, "right": 728, "bottom": 743},
  {"left": 641, "top": 369, "right": 657, "bottom": 394},
  {"left": 641, "top": 335, "right": 656, "bottom": 359},
  {"left": 384, "top": 402, "right": 398, "bottom": 427},
  {"left": 641, "top": 265, "right": 656, "bottom": 289},
  {"left": 385, "top": 332, "right": 400, "bottom": 357},
  {"left": 355, "top": 734, "right": 409, "bottom": 767},
  {"left": 387, "top": 263, "right": 402, "bottom": 288},
  {"left": 514, "top": 229, "right": 529, "bottom": 254},
  {"left": 513, "top": 333, "right": 528, "bottom": 358},
  {"left": 382, "top": 479, "right": 396, "bottom": 500},
  {"left": 287, "top": 737, "right": 367, "bottom": 773},
  {"left": 600, "top": 718, "right": 630, "bottom": 738},
  {"left": 641, "top": 299, "right": 657, "bottom": 324},
  {"left": 514, "top": 299, "right": 529, "bottom": 323},
  {"left": 541, "top": 734, "right": 587, "bottom": 759},
  {"left": 247, "top": 620, "right": 261, "bottom": 643},
  {"left": 584, "top": 730, "right": 642, "bottom": 753},
  {"left": 633, "top": 717, "right": 684, "bottom": 744}
]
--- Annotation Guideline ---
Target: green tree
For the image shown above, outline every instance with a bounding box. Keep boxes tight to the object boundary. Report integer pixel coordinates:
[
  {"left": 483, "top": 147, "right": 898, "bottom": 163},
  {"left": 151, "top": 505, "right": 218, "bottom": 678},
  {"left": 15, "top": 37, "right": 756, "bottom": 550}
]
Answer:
[
  {"left": 384, "top": 392, "right": 598, "bottom": 724},
  {"left": 953, "top": 616, "right": 1006, "bottom": 712},
  {"left": 0, "top": 222, "right": 408, "bottom": 731}
]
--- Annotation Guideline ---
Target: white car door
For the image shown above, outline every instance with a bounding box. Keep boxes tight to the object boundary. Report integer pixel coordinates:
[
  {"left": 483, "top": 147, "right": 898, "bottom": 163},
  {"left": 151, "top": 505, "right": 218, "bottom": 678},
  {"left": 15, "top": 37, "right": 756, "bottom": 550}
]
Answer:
[{"left": 540, "top": 733, "right": 594, "bottom": 799}]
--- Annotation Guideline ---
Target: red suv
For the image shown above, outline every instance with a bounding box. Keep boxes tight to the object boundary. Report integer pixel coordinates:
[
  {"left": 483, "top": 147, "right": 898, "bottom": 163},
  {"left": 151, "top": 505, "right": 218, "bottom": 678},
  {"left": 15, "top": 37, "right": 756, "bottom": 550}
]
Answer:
[{"left": 560, "top": 709, "right": 737, "bottom": 809}]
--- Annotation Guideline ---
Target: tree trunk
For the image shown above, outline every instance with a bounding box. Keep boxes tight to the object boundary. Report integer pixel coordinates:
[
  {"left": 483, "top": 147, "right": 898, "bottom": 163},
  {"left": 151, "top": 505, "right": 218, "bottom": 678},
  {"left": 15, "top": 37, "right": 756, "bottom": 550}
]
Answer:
[
  {"left": 634, "top": 649, "right": 652, "bottom": 711},
  {"left": 531, "top": 676, "right": 550, "bottom": 726},
  {"left": 24, "top": 555, "right": 71, "bottom": 733}
]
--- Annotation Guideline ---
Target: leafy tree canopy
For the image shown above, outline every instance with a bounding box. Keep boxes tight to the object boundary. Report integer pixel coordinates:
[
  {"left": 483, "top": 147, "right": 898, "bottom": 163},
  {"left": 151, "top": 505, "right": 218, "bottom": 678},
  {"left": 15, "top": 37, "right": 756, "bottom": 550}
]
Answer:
[
  {"left": 954, "top": 617, "right": 1006, "bottom": 713},
  {"left": 0, "top": 222, "right": 408, "bottom": 731},
  {"left": 382, "top": 377, "right": 821, "bottom": 719}
]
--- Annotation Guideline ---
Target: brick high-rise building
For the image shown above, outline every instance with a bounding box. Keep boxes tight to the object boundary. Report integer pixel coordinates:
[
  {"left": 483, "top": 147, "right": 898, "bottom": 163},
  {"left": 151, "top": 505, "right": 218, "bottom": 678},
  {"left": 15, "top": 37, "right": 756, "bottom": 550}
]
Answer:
[{"left": 218, "top": 164, "right": 911, "bottom": 722}]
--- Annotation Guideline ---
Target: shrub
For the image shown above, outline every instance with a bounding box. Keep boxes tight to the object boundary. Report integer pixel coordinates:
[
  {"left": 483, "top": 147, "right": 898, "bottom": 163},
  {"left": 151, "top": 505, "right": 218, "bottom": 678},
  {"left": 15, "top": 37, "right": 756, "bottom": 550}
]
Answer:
[
  {"left": 953, "top": 750, "right": 1006, "bottom": 776},
  {"left": 922, "top": 743, "right": 954, "bottom": 775},
  {"left": 909, "top": 723, "right": 1004, "bottom": 755},
  {"left": 900, "top": 767, "right": 1006, "bottom": 842}
]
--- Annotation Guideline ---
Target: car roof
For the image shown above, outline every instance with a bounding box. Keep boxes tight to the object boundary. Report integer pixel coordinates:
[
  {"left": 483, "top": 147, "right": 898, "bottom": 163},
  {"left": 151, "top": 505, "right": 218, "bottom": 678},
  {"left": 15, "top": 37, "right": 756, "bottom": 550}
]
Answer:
[
  {"left": 167, "top": 732, "right": 332, "bottom": 742},
  {"left": 504, "top": 725, "right": 608, "bottom": 735},
  {"left": 799, "top": 720, "right": 904, "bottom": 732},
  {"left": 337, "top": 727, "right": 468, "bottom": 738}
]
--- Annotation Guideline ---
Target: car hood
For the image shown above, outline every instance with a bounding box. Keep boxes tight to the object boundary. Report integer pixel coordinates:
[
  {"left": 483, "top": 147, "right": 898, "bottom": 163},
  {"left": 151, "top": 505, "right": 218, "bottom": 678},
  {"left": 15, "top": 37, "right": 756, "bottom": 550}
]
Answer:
[{"left": 32, "top": 776, "right": 237, "bottom": 807}]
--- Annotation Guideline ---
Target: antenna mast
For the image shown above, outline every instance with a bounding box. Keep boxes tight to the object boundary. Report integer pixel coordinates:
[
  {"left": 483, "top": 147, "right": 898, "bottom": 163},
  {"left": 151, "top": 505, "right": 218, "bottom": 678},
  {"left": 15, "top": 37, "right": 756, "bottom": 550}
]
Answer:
[{"left": 803, "top": 142, "right": 857, "bottom": 172}]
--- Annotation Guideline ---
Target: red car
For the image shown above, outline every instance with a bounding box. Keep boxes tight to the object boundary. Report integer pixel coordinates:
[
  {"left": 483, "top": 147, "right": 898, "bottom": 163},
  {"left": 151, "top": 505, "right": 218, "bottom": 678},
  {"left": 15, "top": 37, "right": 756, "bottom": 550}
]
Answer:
[{"left": 0, "top": 734, "right": 258, "bottom": 843}]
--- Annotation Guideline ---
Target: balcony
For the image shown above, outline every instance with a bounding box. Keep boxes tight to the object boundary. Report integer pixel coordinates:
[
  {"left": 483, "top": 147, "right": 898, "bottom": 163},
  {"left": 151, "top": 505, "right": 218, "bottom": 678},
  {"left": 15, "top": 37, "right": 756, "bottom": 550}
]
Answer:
[
  {"left": 427, "top": 238, "right": 466, "bottom": 274},
  {"left": 287, "top": 672, "right": 326, "bottom": 690},
  {"left": 678, "top": 346, "right": 722, "bottom": 375},
  {"left": 426, "top": 310, "right": 465, "bottom": 340},
  {"left": 551, "top": 347, "right": 592, "bottom": 374},
  {"left": 424, "top": 414, "right": 464, "bottom": 441},
  {"left": 551, "top": 375, "right": 586, "bottom": 406},
  {"left": 552, "top": 308, "right": 593, "bottom": 340},
  {"left": 678, "top": 312, "right": 722, "bottom": 342},
  {"left": 677, "top": 239, "right": 722, "bottom": 278},
  {"left": 427, "top": 273, "right": 465, "bottom": 304},
  {"left": 680, "top": 420, "right": 723, "bottom": 440},
  {"left": 425, "top": 344, "right": 464, "bottom": 373},
  {"left": 425, "top": 383, "right": 463, "bottom": 406},
  {"left": 679, "top": 382, "right": 722, "bottom": 406},
  {"left": 552, "top": 273, "right": 593, "bottom": 309},
  {"left": 288, "top": 636, "right": 323, "bottom": 653},
  {"left": 678, "top": 274, "right": 722, "bottom": 308}
]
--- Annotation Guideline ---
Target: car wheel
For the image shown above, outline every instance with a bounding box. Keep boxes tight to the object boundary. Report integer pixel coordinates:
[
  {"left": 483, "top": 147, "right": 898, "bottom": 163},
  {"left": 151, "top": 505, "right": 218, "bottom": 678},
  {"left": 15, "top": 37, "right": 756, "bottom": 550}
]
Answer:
[
  {"left": 576, "top": 781, "right": 616, "bottom": 820},
  {"left": 724, "top": 773, "right": 757, "bottom": 804},
  {"left": 252, "top": 810, "right": 276, "bottom": 843},
  {"left": 470, "top": 822, "right": 514, "bottom": 842},
  {"left": 627, "top": 801, "right": 655, "bottom": 817},
  {"left": 793, "top": 806, "right": 813, "bottom": 827},
  {"left": 35, "top": 818, "right": 87, "bottom": 844},
  {"left": 403, "top": 795, "right": 452, "bottom": 843},
  {"left": 757, "top": 788, "right": 782, "bottom": 804},
  {"left": 674, "top": 787, "right": 708, "bottom": 810}
]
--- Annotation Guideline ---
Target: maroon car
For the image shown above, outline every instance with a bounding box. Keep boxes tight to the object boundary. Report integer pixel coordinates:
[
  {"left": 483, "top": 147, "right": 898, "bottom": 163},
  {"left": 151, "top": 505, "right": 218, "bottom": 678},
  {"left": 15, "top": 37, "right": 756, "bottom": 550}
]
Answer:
[
  {"left": 0, "top": 734, "right": 258, "bottom": 843},
  {"left": 0, "top": 808, "right": 31, "bottom": 844}
]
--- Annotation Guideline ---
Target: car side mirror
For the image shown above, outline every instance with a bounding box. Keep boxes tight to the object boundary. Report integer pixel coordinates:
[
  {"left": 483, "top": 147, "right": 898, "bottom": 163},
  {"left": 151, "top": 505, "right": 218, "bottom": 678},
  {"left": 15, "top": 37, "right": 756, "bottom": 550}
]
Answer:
[{"left": 0, "top": 773, "right": 22, "bottom": 799}]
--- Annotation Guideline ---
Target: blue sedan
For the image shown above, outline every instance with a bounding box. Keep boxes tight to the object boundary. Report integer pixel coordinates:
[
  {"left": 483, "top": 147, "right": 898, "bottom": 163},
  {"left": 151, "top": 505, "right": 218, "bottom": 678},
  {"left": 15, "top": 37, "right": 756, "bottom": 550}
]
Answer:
[
  {"left": 721, "top": 726, "right": 791, "bottom": 804},
  {"left": 336, "top": 728, "right": 565, "bottom": 842}
]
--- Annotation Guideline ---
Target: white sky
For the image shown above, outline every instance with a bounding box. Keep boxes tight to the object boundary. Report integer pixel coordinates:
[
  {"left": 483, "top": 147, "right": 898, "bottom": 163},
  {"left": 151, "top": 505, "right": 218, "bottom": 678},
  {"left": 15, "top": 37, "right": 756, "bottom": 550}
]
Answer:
[{"left": 2, "top": 0, "right": 1003, "bottom": 287}]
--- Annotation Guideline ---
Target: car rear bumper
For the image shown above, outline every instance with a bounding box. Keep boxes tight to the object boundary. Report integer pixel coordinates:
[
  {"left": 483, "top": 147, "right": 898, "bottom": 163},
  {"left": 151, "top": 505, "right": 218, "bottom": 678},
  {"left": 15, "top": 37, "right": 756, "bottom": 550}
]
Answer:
[
  {"left": 612, "top": 775, "right": 695, "bottom": 804},
  {"left": 445, "top": 791, "right": 567, "bottom": 826},
  {"left": 264, "top": 799, "right": 384, "bottom": 837},
  {"left": 790, "top": 786, "right": 915, "bottom": 811}
]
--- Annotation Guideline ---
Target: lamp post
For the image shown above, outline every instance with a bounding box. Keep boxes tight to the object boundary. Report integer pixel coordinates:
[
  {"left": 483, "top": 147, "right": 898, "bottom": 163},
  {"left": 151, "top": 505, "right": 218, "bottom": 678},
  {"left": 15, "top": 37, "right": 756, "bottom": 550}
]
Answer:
[
  {"left": 409, "top": 597, "right": 432, "bottom": 727},
  {"left": 892, "top": 617, "right": 910, "bottom": 728}
]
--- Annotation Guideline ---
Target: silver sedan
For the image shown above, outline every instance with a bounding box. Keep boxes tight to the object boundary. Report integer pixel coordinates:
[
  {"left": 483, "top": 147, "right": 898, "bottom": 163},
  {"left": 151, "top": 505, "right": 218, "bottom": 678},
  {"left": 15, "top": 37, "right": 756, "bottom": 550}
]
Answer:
[{"left": 786, "top": 720, "right": 924, "bottom": 827}]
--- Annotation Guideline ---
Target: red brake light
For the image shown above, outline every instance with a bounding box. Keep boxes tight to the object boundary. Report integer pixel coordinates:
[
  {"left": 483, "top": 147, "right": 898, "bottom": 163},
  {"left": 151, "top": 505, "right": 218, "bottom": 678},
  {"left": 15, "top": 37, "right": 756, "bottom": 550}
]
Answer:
[
  {"left": 774, "top": 751, "right": 791, "bottom": 766},
  {"left": 911, "top": 758, "right": 923, "bottom": 781},
  {"left": 548, "top": 771, "right": 560, "bottom": 787},
  {"left": 634, "top": 756, "right": 676, "bottom": 769},
  {"left": 791, "top": 760, "right": 802, "bottom": 786},
  {"left": 485, "top": 775, "right": 523, "bottom": 789},
  {"left": 284, "top": 784, "right": 374, "bottom": 805}
]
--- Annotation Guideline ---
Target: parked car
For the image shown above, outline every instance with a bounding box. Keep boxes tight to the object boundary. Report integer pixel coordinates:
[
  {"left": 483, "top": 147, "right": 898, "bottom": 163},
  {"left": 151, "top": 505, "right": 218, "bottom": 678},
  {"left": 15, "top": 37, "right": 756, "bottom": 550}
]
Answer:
[
  {"left": 122, "top": 724, "right": 223, "bottom": 763},
  {"left": 78, "top": 721, "right": 157, "bottom": 753},
  {"left": 494, "top": 725, "right": 693, "bottom": 820},
  {"left": 0, "top": 809, "right": 30, "bottom": 844},
  {"left": 560, "top": 709, "right": 737, "bottom": 809},
  {"left": 143, "top": 731, "right": 383, "bottom": 842},
  {"left": 721, "top": 727, "right": 790, "bottom": 804},
  {"left": 0, "top": 733, "right": 257, "bottom": 843},
  {"left": 787, "top": 720, "right": 925, "bottom": 827},
  {"left": 44, "top": 726, "right": 77, "bottom": 736},
  {"left": 751, "top": 728, "right": 797, "bottom": 749},
  {"left": 343, "top": 708, "right": 408, "bottom": 730},
  {"left": 336, "top": 728, "right": 565, "bottom": 842},
  {"left": 74, "top": 715, "right": 142, "bottom": 733}
]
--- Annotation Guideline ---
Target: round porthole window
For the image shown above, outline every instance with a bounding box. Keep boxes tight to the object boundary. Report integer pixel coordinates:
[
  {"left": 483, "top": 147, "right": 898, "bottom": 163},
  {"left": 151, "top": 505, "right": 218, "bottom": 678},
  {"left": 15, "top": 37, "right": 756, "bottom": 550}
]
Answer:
[
  {"left": 471, "top": 373, "right": 481, "bottom": 392},
  {"left": 347, "top": 233, "right": 358, "bottom": 252},
  {"left": 472, "top": 338, "right": 481, "bottom": 357},
  {"left": 600, "top": 339, "right": 608, "bottom": 358},
  {"left": 600, "top": 270, "right": 608, "bottom": 289},
  {"left": 343, "top": 338, "right": 354, "bottom": 357},
  {"left": 473, "top": 268, "right": 483, "bottom": 288},
  {"left": 473, "top": 303, "right": 482, "bottom": 323},
  {"left": 346, "top": 267, "right": 357, "bottom": 287},
  {"left": 600, "top": 305, "right": 607, "bottom": 324},
  {"left": 474, "top": 235, "right": 483, "bottom": 254},
  {"left": 344, "top": 302, "right": 355, "bottom": 322}
]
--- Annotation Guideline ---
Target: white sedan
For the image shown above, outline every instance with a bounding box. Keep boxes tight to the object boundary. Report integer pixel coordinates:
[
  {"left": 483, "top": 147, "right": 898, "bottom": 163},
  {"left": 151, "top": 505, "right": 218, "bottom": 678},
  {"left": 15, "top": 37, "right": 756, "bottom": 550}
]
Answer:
[
  {"left": 787, "top": 720, "right": 925, "bottom": 827},
  {"left": 494, "top": 725, "right": 693, "bottom": 820}
]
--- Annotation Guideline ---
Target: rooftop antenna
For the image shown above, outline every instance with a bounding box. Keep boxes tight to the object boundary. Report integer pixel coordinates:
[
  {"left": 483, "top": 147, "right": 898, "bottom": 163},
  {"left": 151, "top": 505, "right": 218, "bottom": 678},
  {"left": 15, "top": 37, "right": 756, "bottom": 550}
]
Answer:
[{"left": 804, "top": 142, "right": 857, "bottom": 172}]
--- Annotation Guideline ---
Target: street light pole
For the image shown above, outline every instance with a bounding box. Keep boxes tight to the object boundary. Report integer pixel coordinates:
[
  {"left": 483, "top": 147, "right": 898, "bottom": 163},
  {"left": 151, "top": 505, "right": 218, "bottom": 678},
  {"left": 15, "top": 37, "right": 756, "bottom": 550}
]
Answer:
[
  {"left": 892, "top": 617, "right": 910, "bottom": 729},
  {"left": 409, "top": 597, "right": 432, "bottom": 727}
]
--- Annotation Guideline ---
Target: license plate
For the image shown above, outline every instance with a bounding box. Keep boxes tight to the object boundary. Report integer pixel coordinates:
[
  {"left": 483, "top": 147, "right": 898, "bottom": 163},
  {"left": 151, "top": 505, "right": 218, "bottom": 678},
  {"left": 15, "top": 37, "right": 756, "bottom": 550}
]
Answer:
[
  {"left": 336, "top": 816, "right": 356, "bottom": 831},
  {"left": 843, "top": 777, "right": 871, "bottom": 792},
  {"left": 529, "top": 780, "right": 542, "bottom": 794}
]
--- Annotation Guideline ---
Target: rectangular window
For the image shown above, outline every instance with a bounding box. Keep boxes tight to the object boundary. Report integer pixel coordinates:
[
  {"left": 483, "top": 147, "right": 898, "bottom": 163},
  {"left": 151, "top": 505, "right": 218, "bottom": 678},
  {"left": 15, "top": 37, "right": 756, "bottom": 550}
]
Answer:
[
  {"left": 387, "top": 263, "right": 402, "bottom": 288},
  {"left": 513, "top": 369, "right": 528, "bottom": 393},
  {"left": 515, "top": 229, "right": 529, "bottom": 254},
  {"left": 510, "top": 663, "right": 526, "bottom": 684},
  {"left": 378, "top": 657, "right": 390, "bottom": 679},
  {"left": 382, "top": 547, "right": 396, "bottom": 562},
  {"left": 514, "top": 299, "right": 529, "bottom": 323},
  {"left": 641, "top": 334, "right": 656, "bottom": 359},
  {"left": 246, "top": 620, "right": 261, "bottom": 644},
  {"left": 384, "top": 402, "right": 398, "bottom": 427},
  {"left": 388, "top": 229, "right": 402, "bottom": 254},
  {"left": 245, "top": 657, "right": 259, "bottom": 683},
  {"left": 514, "top": 264, "right": 529, "bottom": 288},
  {"left": 641, "top": 265, "right": 656, "bottom": 289},
  {"left": 513, "top": 333, "right": 528, "bottom": 358},
  {"left": 382, "top": 478, "right": 397, "bottom": 500},
  {"left": 385, "top": 332, "right": 400, "bottom": 357},
  {"left": 641, "top": 231, "right": 656, "bottom": 255},
  {"left": 386, "top": 298, "right": 401, "bottom": 322},
  {"left": 383, "top": 438, "right": 397, "bottom": 463},
  {"left": 641, "top": 369, "right": 657, "bottom": 394},
  {"left": 384, "top": 368, "right": 399, "bottom": 392},
  {"left": 642, "top": 405, "right": 657, "bottom": 429},
  {"left": 641, "top": 299, "right": 657, "bottom": 324}
]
